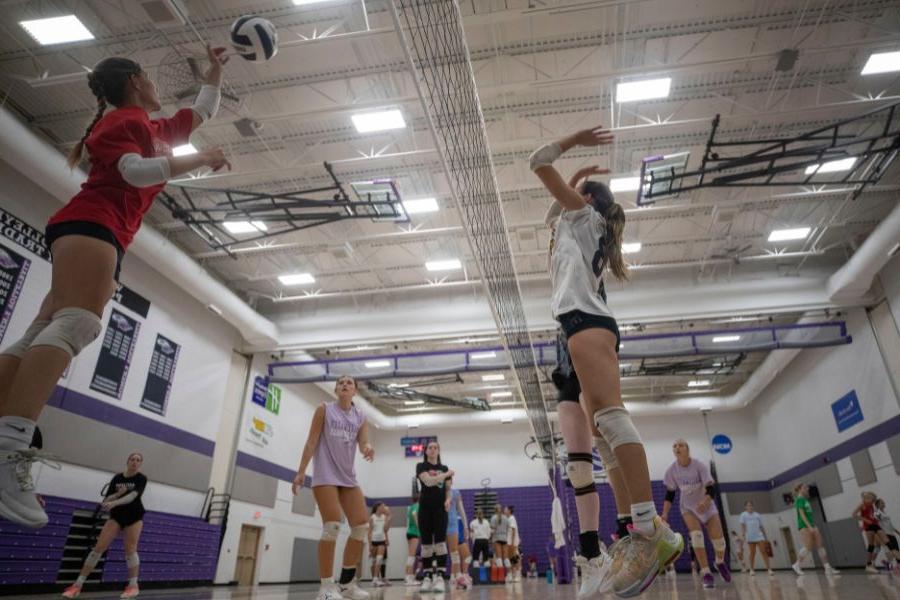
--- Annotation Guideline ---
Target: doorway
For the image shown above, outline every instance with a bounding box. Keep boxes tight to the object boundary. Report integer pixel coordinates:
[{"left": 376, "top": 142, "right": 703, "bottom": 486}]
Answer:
[
  {"left": 781, "top": 527, "right": 797, "bottom": 565},
  {"left": 235, "top": 524, "right": 263, "bottom": 585}
]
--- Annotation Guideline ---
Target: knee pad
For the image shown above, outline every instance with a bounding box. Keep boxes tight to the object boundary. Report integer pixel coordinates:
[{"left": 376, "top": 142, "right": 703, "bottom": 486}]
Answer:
[
  {"left": 504, "top": 558, "right": 511, "bottom": 568},
  {"left": 321, "top": 521, "right": 341, "bottom": 541},
  {"left": 126, "top": 552, "right": 140, "bottom": 568},
  {"left": 0, "top": 320, "right": 50, "bottom": 358},
  {"left": 374, "top": 555, "right": 383, "bottom": 566},
  {"left": 85, "top": 550, "right": 102, "bottom": 569},
  {"left": 566, "top": 453, "right": 595, "bottom": 496},
  {"left": 690, "top": 531, "right": 705, "bottom": 549},
  {"left": 350, "top": 523, "right": 369, "bottom": 541},
  {"left": 593, "top": 407, "right": 642, "bottom": 450},
  {"left": 435, "top": 541, "right": 448, "bottom": 555},
  {"left": 421, "top": 544, "right": 434, "bottom": 558},
  {"left": 451, "top": 552, "right": 460, "bottom": 565},
  {"left": 593, "top": 436, "right": 619, "bottom": 470},
  {"left": 406, "top": 556, "right": 416, "bottom": 567},
  {"left": 712, "top": 538, "right": 726, "bottom": 554},
  {"left": 31, "top": 308, "right": 102, "bottom": 357}
]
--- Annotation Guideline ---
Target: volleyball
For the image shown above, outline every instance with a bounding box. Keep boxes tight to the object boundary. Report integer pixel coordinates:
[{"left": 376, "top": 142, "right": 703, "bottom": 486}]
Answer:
[{"left": 230, "top": 15, "right": 278, "bottom": 63}]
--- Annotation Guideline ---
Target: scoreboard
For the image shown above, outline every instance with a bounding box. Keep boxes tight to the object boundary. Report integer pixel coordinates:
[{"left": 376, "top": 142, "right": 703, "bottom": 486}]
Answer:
[{"left": 402, "top": 436, "right": 438, "bottom": 458}]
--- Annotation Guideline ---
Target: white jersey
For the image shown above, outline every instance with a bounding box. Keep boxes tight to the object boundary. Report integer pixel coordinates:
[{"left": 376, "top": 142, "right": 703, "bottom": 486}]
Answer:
[
  {"left": 877, "top": 508, "right": 898, "bottom": 537},
  {"left": 549, "top": 205, "right": 613, "bottom": 319},
  {"left": 371, "top": 514, "right": 387, "bottom": 542},
  {"left": 470, "top": 519, "right": 492, "bottom": 540},
  {"left": 508, "top": 515, "right": 520, "bottom": 546}
]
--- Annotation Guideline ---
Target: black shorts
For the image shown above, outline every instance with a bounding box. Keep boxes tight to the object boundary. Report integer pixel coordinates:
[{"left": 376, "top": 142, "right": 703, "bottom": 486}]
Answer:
[
  {"left": 865, "top": 524, "right": 882, "bottom": 533},
  {"left": 472, "top": 539, "right": 490, "bottom": 561},
  {"left": 110, "top": 506, "right": 144, "bottom": 529},
  {"left": 494, "top": 540, "right": 508, "bottom": 546},
  {"left": 45, "top": 221, "right": 124, "bottom": 282},
  {"left": 552, "top": 312, "right": 620, "bottom": 403},
  {"left": 418, "top": 503, "right": 448, "bottom": 546},
  {"left": 371, "top": 540, "right": 386, "bottom": 547}
]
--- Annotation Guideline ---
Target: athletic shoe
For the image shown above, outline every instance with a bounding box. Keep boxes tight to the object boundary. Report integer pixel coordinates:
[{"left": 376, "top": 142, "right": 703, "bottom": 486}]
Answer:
[
  {"left": 405, "top": 575, "right": 417, "bottom": 586},
  {"left": 340, "top": 580, "right": 370, "bottom": 600},
  {"left": 316, "top": 584, "right": 344, "bottom": 600},
  {"left": 612, "top": 517, "right": 683, "bottom": 598},
  {"left": 0, "top": 448, "right": 58, "bottom": 528},
  {"left": 791, "top": 562, "right": 804, "bottom": 576},
  {"left": 702, "top": 573, "right": 714, "bottom": 589},
  {"left": 420, "top": 575, "right": 433, "bottom": 592},
  {"left": 767, "top": 570, "right": 775, "bottom": 577},
  {"left": 61, "top": 585, "right": 82, "bottom": 598},
  {"left": 825, "top": 564, "right": 840, "bottom": 576},
  {"left": 383, "top": 578, "right": 392, "bottom": 586},
  {"left": 666, "top": 568, "right": 676, "bottom": 579},
  {"left": 120, "top": 586, "right": 139, "bottom": 599},
  {"left": 575, "top": 554, "right": 614, "bottom": 599},
  {"left": 372, "top": 577, "right": 386, "bottom": 587},
  {"left": 749, "top": 570, "right": 755, "bottom": 576},
  {"left": 716, "top": 560, "right": 732, "bottom": 583},
  {"left": 866, "top": 565, "right": 879, "bottom": 574},
  {"left": 505, "top": 572, "right": 512, "bottom": 583},
  {"left": 432, "top": 575, "right": 445, "bottom": 593}
]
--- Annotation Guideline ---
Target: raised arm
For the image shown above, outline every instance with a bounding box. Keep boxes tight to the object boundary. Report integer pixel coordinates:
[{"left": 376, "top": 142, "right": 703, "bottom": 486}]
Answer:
[
  {"left": 529, "top": 126, "right": 614, "bottom": 211},
  {"left": 189, "top": 45, "right": 228, "bottom": 132},
  {"left": 292, "top": 405, "right": 325, "bottom": 495}
]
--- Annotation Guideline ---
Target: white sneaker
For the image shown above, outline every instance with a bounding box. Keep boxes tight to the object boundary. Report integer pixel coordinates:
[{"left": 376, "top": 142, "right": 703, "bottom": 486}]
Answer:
[
  {"left": 767, "top": 570, "right": 775, "bottom": 577},
  {"left": 432, "top": 576, "right": 445, "bottom": 593},
  {"left": 405, "top": 575, "right": 417, "bottom": 586},
  {"left": 0, "top": 448, "right": 57, "bottom": 528},
  {"left": 575, "top": 554, "right": 614, "bottom": 599},
  {"left": 792, "top": 562, "right": 804, "bottom": 576},
  {"left": 825, "top": 564, "right": 840, "bottom": 576},
  {"left": 340, "top": 580, "right": 370, "bottom": 600},
  {"left": 316, "top": 583, "right": 344, "bottom": 600},
  {"left": 372, "top": 577, "right": 385, "bottom": 587},
  {"left": 749, "top": 570, "right": 755, "bottom": 576},
  {"left": 865, "top": 565, "right": 879, "bottom": 574},
  {"left": 420, "top": 575, "right": 433, "bottom": 592}
]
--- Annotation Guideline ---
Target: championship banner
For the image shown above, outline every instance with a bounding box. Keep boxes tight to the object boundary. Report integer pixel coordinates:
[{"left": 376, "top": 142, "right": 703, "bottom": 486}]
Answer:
[
  {"left": 0, "top": 243, "right": 30, "bottom": 344},
  {"left": 90, "top": 309, "right": 140, "bottom": 399},
  {"left": 140, "top": 334, "right": 180, "bottom": 415}
]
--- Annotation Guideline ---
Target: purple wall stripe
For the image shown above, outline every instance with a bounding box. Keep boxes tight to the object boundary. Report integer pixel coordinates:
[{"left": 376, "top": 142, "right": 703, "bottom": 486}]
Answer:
[
  {"left": 47, "top": 385, "right": 215, "bottom": 457},
  {"left": 235, "top": 451, "right": 297, "bottom": 483}
]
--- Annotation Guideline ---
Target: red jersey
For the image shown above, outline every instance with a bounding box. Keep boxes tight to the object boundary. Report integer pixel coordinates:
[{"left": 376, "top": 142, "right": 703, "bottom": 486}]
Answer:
[
  {"left": 861, "top": 502, "right": 877, "bottom": 527},
  {"left": 48, "top": 106, "right": 194, "bottom": 250}
]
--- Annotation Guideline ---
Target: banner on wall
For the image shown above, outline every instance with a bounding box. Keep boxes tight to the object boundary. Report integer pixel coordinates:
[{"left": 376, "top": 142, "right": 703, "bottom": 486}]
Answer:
[
  {"left": 0, "top": 243, "right": 31, "bottom": 344},
  {"left": 246, "top": 415, "right": 275, "bottom": 448},
  {"left": 90, "top": 309, "right": 140, "bottom": 399},
  {"left": 251, "top": 375, "right": 281, "bottom": 415},
  {"left": 139, "top": 334, "right": 180, "bottom": 415},
  {"left": 712, "top": 434, "right": 733, "bottom": 454},
  {"left": 831, "top": 390, "right": 864, "bottom": 432}
]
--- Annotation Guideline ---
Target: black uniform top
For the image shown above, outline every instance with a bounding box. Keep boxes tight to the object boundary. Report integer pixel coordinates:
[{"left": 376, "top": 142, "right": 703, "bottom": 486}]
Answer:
[
  {"left": 106, "top": 472, "right": 148, "bottom": 519},
  {"left": 416, "top": 461, "right": 449, "bottom": 507}
]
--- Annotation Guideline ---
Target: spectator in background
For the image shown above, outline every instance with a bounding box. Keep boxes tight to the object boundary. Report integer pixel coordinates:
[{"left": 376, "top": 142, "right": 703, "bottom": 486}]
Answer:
[
  {"left": 491, "top": 503, "right": 510, "bottom": 580},
  {"left": 740, "top": 501, "right": 773, "bottom": 576},
  {"left": 405, "top": 493, "right": 420, "bottom": 586},
  {"left": 507, "top": 506, "right": 522, "bottom": 582}
]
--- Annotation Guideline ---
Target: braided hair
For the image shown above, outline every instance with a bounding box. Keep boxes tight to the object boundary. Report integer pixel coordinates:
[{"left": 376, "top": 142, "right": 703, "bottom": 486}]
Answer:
[{"left": 66, "top": 57, "right": 142, "bottom": 168}]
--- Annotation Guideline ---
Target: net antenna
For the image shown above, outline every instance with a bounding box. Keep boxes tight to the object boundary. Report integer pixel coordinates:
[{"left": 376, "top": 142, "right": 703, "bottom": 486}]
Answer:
[
  {"left": 637, "top": 101, "right": 900, "bottom": 206},
  {"left": 389, "top": 0, "right": 557, "bottom": 488}
]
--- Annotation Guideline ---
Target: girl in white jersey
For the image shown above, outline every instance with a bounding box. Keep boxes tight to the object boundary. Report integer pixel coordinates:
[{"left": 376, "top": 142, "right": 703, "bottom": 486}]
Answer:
[
  {"left": 531, "top": 126, "right": 683, "bottom": 598},
  {"left": 369, "top": 502, "right": 390, "bottom": 586}
]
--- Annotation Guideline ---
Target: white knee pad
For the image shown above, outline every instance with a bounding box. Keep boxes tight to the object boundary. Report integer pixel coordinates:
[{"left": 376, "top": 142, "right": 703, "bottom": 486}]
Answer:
[
  {"left": 350, "top": 523, "right": 369, "bottom": 541},
  {"left": 406, "top": 556, "right": 416, "bottom": 567},
  {"left": 451, "top": 552, "right": 460, "bottom": 566},
  {"left": 690, "top": 531, "right": 705, "bottom": 549},
  {"left": 0, "top": 320, "right": 50, "bottom": 358},
  {"left": 593, "top": 407, "right": 642, "bottom": 450},
  {"left": 421, "top": 544, "right": 435, "bottom": 558},
  {"left": 566, "top": 453, "right": 595, "bottom": 496},
  {"left": 374, "top": 555, "right": 383, "bottom": 566},
  {"left": 85, "top": 550, "right": 102, "bottom": 569},
  {"left": 321, "top": 521, "right": 341, "bottom": 541},
  {"left": 31, "top": 308, "right": 102, "bottom": 357},
  {"left": 435, "top": 541, "right": 448, "bottom": 555},
  {"left": 126, "top": 552, "right": 140, "bottom": 568},
  {"left": 592, "top": 436, "right": 619, "bottom": 470},
  {"left": 712, "top": 538, "right": 726, "bottom": 554}
]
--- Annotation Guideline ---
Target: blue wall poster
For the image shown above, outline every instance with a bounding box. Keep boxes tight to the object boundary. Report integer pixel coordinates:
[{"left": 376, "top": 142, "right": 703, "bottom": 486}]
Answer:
[
  {"left": 251, "top": 376, "right": 269, "bottom": 408},
  {"left": 711, "top": 434, "right": 733, "bottom": 454},
  {"left": 832, "top": 390, "right": 864, "bottom": 433}
]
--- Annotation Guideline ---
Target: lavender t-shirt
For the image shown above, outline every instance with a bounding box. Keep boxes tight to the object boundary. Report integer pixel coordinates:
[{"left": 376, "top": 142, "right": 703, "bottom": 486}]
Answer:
[
  {"left": 663, "top": 458, "right": 713, "bottom": 513},
  {"left": 311, "top": 402, "right": 365, "bottom": 488}
]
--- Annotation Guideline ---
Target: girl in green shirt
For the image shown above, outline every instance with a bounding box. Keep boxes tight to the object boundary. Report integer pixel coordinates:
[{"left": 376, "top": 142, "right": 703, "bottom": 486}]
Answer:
[
  {"left": 791, "top": 483, "right": 839, "bottom": 576},
  {"left": 405, "top": 494, "right": 420, "bottom": 586}
]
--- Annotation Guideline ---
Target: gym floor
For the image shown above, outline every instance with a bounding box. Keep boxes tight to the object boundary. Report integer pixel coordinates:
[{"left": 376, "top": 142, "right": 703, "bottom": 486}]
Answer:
[{"left": 22, "top": 572, "right": 900, "bottom": 599}]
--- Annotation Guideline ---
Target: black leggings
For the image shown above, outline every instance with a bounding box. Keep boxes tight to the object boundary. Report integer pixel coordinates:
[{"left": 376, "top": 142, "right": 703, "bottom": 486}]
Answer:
[
  {"left": 473, "top": 539, "right": 490, "bottom": 563},
  {"left": 419, "top": 502, "right": 449, "bottom": 546}
]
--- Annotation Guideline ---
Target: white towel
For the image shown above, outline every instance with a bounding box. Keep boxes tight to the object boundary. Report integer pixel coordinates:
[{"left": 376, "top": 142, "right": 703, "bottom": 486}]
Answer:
[{"left": 551, "top": 496, "right": 566, "bottom": 549}]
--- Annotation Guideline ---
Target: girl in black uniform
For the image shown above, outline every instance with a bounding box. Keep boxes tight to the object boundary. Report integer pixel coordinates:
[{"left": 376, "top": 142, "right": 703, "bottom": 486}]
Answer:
[
  {"left": 416, "top": 441, "right": 454, "bottom": 593},
  {"left": 63, "top": 452, "right": 148, "bottom": 599}
]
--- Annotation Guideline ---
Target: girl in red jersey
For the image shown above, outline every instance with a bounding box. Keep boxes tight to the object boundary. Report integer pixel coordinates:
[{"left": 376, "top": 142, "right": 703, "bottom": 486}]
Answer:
[
  {"left": 0, "top": 45, "right": 230, "bottom": 529},
  {"left": 855, "top": 491, "right": 889, "bottom": 573}
]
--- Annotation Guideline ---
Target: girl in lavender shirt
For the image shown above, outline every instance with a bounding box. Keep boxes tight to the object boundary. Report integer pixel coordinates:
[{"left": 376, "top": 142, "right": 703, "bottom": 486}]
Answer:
[
  {"left": 661, "top": 439, "right": 730, "bottom": 590},
  {"left": 293, "top": 375, "right": 374, "bottom": 600}
]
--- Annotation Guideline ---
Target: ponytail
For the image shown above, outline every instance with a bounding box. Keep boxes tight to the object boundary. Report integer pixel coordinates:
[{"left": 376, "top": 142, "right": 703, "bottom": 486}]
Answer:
[
  {"left": 67, "top": 91, "right": 106, "bottom": 168},
  {"left": 603, "top": 202, "right": 629, "bottom": 282}
]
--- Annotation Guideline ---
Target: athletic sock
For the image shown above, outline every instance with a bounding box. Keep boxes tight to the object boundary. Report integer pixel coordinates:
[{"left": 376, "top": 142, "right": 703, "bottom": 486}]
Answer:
[
  {"left": 128, "top": 577, "right": 137, "bottom": 587},
  {"left": 339, "top": 566, "right": 356, "bottom": 585},
  {"left": 616, "top": 514, "right": 633, "bottom": 539},
  {"left": 700, "top": 567, "right": 711, "bottom": 576},
  {"left": 630, "top": 501, "right": 657, "bottom": 536},
  {"left": 579, "top": 531, "right": 601, "bottom": 560},
  {"left": 321, "top": 577, "right": 335, "bottom": 585}
]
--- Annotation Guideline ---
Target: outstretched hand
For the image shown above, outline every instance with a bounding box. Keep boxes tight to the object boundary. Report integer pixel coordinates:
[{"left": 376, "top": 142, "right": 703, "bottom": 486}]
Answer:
[
  {"left": 204, "top": 44, "right": 229, "bottom": 86},
  {"left": 572, "top": 126, "right": 614, "bottom": 147}
]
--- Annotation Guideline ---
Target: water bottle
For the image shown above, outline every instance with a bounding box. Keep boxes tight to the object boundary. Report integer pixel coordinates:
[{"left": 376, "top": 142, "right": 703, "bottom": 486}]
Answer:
[{"left": 546, "top": 568, "right": 553, "bottom": 583}]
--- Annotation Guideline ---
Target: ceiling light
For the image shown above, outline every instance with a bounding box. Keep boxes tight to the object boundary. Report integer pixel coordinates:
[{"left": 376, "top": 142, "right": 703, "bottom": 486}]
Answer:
[
  {"left": 364, "top": 360, "right": 391, "bottom": 369},
  {"left": 278, "top": 273, "right": 316, "bottom": 286},
  {"left": 471, "top": 351, "right": 496, "bottom": 360},
  {"left": 482, "top": 374, "right": 505, "bottom": 382},
  {"left": 491, "top": 391, "right": 513, "bottom": 398},
  {"left": 622, "top": 242, "right": 642, "bottom": 254},
  {"left": 768, "top": 227, "right": 811, "bottom": 242},
  {"left": 805, "top": 157, "right": 856, "bottom": 175},
  {"left": 294, "top": 0, "right": 333, "bottom": 4},
  {"left": 425, "top": 259, "right": 462, "bottom": 272},
  {"left": 389, "top": 383, "right": 410, "bottom": 388},
  {"left": 408, "top": 422, "right": 420, "bottom": 429},
  {"left": 616, "top": 78, "right": 672, "bottom": 103},
  {"left": 404, "top": 400, "right": 425, "bottom": 406},
  {"left": 609, "top": 177, "right": 641, "bottom": 192},
  {"left": 20, "top": 15, "right": 94, "bottom": 45},
  {"left": 224, "top": 221, "right": 267, "bottom": 234},
  {"left": 403, "top": 197, "right": 439, "bottom": 214},
  {"left": 351, "top": 110, "right": 406, "bottom": 133},
  {"left": 861, "top": 50, "right": 900, "bottom": 75},
  {"left": 688, "top": 380, "right": 711, "bottom": 387},
  {"left": 172, "top": 143, "right": 198, "bottom": 157},
  {"left": 712, "top": 335, "right": 740, "bottom": 343}
]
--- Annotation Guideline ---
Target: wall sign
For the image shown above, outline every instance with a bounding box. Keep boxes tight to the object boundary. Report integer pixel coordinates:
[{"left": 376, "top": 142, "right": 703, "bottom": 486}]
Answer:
[
  {"left": 832, "top": 390, "right": 864, "bottom": 433},
  {"left": 250, "top": 375, "right": 281, "bottom": 415},
  {"left": 402, "top": 436, "right": 437, "bottom": 458},
  {"left": 0, "top": 243, "right": 30, "bottom": 344},
  {"left": 90, "top": 309, "right": 140, "bottom": 399},
  {"left": 139, "top": 334, "right": 180, "bottom": 415},
  {"left": 712, "top": 434, "right": 733, "bottom": 455},
  {"left": 0, "top": 207, "right": 50, "bottom": 260}
]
